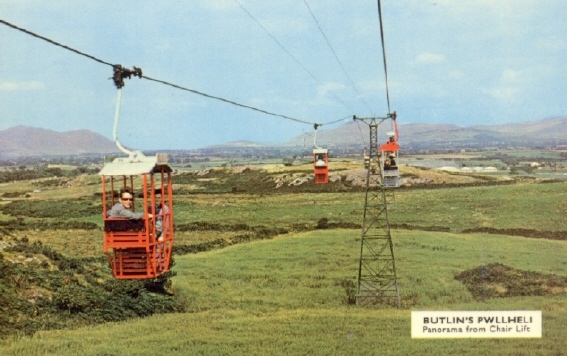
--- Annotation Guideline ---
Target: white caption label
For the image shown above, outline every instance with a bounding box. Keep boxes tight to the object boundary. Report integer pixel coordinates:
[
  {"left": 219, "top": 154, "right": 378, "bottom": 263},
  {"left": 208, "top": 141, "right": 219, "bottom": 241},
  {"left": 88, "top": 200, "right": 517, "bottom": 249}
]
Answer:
[{"left": 411, "top": 310, "right": 542, "bottom": 338}]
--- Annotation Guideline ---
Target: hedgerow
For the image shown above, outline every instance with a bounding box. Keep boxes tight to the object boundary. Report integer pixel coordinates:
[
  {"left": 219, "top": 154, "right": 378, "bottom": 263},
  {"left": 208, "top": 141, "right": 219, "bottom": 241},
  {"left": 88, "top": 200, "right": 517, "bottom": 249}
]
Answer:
[
  {"left": 0, "top": 238, "right": 183, "bottom": 338},
  {"left": 0, "top": 219, "right": 99, "bottom": 231},
  {"left": 0, "top": 198, "right": 100, "bottom": 219}
]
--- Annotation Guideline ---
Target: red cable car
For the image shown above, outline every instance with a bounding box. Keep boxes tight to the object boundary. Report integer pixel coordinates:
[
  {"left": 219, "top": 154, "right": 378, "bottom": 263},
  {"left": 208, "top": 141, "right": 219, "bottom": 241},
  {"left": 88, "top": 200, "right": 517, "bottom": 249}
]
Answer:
[
  {"left": 312, "top": 124, "right": 329, "bottom": 184},
  {"left": 313, "top": 148, "right": 329, "bottom": 184},
  {"left": 379, "top": 115, "right": 400, "bottom": 188},
  {"left": 99, "top": 71, "right": 175, "bottom": 279},
  {"left": 99, "top": 152, "right": 174, "bottom": 279}
]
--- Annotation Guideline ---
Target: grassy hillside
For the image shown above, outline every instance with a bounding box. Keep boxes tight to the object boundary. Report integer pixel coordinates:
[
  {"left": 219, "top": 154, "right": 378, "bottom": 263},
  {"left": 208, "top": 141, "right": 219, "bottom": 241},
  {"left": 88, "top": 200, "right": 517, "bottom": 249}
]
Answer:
[
  {"left": 1, "top": 230, "right": 566, "bottom": 355},
  {"left": 1, "top": 168, "right": 566, "bottom": 355}
]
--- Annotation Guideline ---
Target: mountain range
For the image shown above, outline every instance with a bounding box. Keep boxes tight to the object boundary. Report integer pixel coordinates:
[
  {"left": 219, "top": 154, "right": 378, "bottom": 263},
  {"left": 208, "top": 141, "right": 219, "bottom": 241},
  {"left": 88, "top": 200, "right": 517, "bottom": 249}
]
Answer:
[
  {"left": 0, "top": 126, "right": 119, "bottom": 158},
  {"left": 1, "top": 117, "right": 566, "bottom": 158},
  {"left": 285, "top": 116, "right": 567, "bottom": 150}
]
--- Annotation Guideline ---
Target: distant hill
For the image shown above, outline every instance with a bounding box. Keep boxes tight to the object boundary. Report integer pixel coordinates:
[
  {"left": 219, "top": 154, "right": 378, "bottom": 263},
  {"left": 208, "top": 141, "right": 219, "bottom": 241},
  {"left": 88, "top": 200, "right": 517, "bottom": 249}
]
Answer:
[
  {"left": 0, "top": 126, "right": 119, "bottom": 158},
  {"left": 2, "top": 117, "right": 567, "bottom": 158},
  {"left": 206, "top": 140, "right": 265, "bottom": 148},
  {"left": 282, "top": 116, "right": 567, "bottom": 150}
]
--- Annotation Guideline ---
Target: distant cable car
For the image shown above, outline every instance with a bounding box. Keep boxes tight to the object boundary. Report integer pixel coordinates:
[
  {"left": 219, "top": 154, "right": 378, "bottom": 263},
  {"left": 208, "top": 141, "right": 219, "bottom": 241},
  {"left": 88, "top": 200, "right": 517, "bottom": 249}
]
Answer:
[
  {"left": 312, "top": 124, "right": 329, "bottom": 184},
  {"left": 379, "top": 114, "right": 400, "bottom": 188},
  {"left": 99, "top": 68, "right": 174, "bottom": 279},
  {"left": 313, "top": 148, "right": 329, "bottom": 184}
]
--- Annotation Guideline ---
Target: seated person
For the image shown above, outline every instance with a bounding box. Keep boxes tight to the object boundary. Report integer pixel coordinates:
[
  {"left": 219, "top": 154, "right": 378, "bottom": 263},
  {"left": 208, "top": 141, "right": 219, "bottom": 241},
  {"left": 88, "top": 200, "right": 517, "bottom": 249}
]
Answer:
[
  {"left": 108, "top": 187, "right": 152, "bottom": 220},
  {"left": 152, "top": 189, "right": 168, "bottom": 242},
  {"left": 384, "top": 157, "right": 392, "bottom": 170},
  {"left": 389, "top": 154, "right": 397, "bottom": 168},
  {"left": 315, "top": 155, "right": 326, "bottom": 167}
]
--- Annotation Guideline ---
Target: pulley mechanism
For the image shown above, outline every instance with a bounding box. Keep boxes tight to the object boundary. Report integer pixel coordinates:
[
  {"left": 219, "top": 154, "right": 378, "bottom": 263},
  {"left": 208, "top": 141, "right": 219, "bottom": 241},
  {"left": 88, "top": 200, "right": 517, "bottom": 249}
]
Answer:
[{"left": 112, "top": 65, "right": 143, "bottom": 89}]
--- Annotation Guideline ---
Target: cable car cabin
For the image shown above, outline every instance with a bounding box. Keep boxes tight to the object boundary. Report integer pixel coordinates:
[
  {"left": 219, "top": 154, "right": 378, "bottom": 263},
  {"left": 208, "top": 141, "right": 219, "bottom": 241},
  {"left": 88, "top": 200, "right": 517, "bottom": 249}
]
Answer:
[
  {"left": 380, "top": 140, "right": 400, "bottom": 188},
  {"left": 313, "top": 148, "right": 329, "bottom": 184},
  {"left": 99, "top": 152, "right": 174, "bottom": 279}
]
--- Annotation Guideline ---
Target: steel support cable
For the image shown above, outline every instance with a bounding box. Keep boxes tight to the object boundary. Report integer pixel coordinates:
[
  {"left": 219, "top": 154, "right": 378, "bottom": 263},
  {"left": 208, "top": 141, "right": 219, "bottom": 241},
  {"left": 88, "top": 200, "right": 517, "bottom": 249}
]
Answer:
[
  {"left": 303, "top": 0, "right": 374, "bottom": 115},
  {"left": 141, "top": 75, "right": 314, "bottom": 125},
  {"left": 233, "top": 0, "right": 354, "bottom": 113},
  {"left": 0, "top": 19, "right": 113, "bottom": 67},
  {"left": 1, "top": 18, "right": 348, "bottom": 129},
  {"left": 318, "top": 114, "right": 353, "bottom": 127},
  {"left": 376, "top": 0, "right": 392, "bottom": 114},
  {"left": 356, "top": 120, "right": 367, "bottom": 146}
]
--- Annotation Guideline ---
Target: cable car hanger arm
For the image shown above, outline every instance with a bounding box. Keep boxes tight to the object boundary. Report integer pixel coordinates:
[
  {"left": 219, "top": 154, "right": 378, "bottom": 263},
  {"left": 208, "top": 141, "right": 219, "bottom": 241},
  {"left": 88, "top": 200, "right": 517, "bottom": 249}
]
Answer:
[{"left": 111, "top": 65, "right": 143, "bottom": 156}]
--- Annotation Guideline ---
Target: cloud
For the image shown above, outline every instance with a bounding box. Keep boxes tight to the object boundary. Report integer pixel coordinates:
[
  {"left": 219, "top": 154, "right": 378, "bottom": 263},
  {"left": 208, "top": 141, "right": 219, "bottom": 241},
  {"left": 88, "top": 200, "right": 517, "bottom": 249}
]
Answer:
[
  {"left": 481, "top": 69, "right": 525, "bottom": 104},
  {"left": 536, "top": 37, "right": 567, "bottom": 52},
  {"left": 414, "top": 53, "right": 445, "bottom": 64},
  {"left": 448, "top": 70, "right": 464, "bottom": 80},
  {"left": 0, "top": 81, "right": 45, "bottom": 91},
  {"left": 317, "top": 82, "right": 346, "bottom": 97},
  {"left": 482, "top": 86, "right": 519, "bottom": 104},
  {"left": 500, "top": 69, "right": 522, "bottom": 83}
]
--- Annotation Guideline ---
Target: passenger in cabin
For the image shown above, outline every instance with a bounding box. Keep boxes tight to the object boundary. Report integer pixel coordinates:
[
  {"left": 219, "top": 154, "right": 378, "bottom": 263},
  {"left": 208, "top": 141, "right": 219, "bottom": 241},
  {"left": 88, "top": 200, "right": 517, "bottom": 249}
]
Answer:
[
  {"left": 108, "top": 187, "right": 153, "bottom": 220},
  {"left": 384, "top": 156, "right": 392, "bottom": 170},
  {"left": 315, "top": 155, "right": 326, "bottom": 167},
  {"left": 389, "top": 154, "right": 397, "bottom": 168},
  {"left": 384, "top": 153, "right": 397, "bottom": 170},
  {"left": 153, "top": 189, "right": 168, "bottom": 242}
]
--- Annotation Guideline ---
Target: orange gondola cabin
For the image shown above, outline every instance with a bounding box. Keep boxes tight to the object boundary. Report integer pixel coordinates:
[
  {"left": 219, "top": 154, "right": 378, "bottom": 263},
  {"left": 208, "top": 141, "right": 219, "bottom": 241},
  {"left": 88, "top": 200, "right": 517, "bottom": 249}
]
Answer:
[
  {"left": 313, "top": 148, "right": 329, "bottom": 184},
  {"left": 380, "top": 130, "right": 400, "bottom": 188},
  {"left": 99, "top": 151, "right": 174, "bottom": 279}
]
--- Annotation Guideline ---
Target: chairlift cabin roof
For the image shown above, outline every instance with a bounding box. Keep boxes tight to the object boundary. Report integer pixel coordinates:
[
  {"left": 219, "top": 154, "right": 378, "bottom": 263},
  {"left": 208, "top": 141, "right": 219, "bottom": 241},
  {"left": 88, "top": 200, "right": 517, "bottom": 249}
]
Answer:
[
  {"left": 99, "top": 151, "right": 171, "bottom": 176},
  {"left": 380, "top": 142, "right": 400, "bottom": 152},
  {"left": 313, "top": 148, "right": 328, "bottom": 155}
]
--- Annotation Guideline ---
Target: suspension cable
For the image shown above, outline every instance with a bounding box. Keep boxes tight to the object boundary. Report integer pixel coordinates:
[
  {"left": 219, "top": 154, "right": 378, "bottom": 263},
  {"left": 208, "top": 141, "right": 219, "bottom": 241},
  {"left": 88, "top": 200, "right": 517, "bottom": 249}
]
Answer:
[
  {"left": 303, "top": 0, "right": 373, "bottom": 115},
  {"left": 1, "top": 17, "right": 349, "bottom": 129},
  {"left": 141, "top": 74, "right": 314, "bottom": 125},
  {"left": 233, "top": 0, "right": 354, "bottom": 113},
  {"left": 0, "top": 19, "right": 113, "bottom": 67},
  {"left": 376, "top": 0, "right": 392, "bottom": 114}
]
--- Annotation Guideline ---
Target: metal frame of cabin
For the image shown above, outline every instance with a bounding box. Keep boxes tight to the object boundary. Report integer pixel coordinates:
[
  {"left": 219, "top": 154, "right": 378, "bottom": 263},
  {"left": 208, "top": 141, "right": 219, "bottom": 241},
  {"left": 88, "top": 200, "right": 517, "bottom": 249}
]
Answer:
[{"left": 99, "top": 152, "right": 174, "bottom": 279}]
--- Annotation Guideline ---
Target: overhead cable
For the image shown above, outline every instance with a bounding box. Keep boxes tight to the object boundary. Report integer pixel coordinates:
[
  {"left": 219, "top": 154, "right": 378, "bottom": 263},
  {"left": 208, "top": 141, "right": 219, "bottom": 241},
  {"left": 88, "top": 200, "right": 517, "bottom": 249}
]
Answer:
[
  {"left": 0, "top": 18, "right": 346, "bottom": 128},
  {"left": 233, "top": 0, "right": 354, "bottom": 113},
  {"left": 141, "top": 74, "right": 314, "bottom": 125},
  {"left": 376, "top": 0, "right": 392, "bottom": 113},
  {"left": 303, "top": 0, "right": 374, "bottom": 115},
  {"left": 0, "top": 19, "right": 113, "bottom": 67}
]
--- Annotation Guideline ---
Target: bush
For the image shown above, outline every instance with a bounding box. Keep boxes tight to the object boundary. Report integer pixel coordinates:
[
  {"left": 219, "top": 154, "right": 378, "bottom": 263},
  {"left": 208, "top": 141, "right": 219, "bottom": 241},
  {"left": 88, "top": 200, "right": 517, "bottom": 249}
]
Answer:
[{"left": 0, "top": 238, "right": 183, "bottom": 337}]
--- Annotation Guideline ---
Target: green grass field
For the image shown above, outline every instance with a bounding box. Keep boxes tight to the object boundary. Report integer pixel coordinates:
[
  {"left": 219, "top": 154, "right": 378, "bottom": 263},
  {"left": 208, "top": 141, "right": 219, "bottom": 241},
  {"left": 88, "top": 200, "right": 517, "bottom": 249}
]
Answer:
[
  {"left": 1, "top": 176, "right": 567, "bottom": 355},
  {"left": 1, "top": 229, "right": 566, "bottom": 355}
]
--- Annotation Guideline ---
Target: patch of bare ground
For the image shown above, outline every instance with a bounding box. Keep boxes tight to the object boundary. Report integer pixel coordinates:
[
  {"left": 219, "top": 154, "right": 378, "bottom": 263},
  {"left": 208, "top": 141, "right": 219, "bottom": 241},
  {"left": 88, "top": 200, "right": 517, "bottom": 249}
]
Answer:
[
  {"left": 462, "top": 227, "right": 567, "bottom": 241},
  {"left": 262, "top": 163, "right": 500, "bottom": 188},
  {"left": 455, "top": 263, "right": 567, "bottom": 300},
  {"left": 175, "top": 162, "right": 512, "bottom": 195}
]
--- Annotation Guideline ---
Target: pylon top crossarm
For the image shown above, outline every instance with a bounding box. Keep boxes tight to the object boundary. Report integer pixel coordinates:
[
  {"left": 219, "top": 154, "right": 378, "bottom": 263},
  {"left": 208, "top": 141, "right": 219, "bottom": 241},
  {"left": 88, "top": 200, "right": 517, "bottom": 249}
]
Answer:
[{"left": 352, "top": 114, "right": 391, "bottom": 126}]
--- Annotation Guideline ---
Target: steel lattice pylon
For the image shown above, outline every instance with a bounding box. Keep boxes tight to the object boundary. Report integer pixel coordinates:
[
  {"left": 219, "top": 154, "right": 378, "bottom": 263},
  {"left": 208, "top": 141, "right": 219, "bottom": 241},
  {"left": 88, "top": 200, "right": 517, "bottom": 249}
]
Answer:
[{"left": 354, "top": 116, "right": 400, "bottom": 307}]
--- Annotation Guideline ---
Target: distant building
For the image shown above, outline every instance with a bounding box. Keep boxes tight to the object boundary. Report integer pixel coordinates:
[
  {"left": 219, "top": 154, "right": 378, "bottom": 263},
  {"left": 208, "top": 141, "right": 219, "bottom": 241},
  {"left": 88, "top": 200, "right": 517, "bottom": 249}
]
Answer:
[{"left": 439, "top": 166, "right": 459, "bottom": 172}]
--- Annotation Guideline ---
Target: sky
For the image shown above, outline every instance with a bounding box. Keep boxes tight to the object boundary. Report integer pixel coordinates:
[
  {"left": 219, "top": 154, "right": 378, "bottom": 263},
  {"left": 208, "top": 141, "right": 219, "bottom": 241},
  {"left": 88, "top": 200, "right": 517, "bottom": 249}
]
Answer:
[{"left": 0, "top": 0, "right": 566, "bottom": 150}]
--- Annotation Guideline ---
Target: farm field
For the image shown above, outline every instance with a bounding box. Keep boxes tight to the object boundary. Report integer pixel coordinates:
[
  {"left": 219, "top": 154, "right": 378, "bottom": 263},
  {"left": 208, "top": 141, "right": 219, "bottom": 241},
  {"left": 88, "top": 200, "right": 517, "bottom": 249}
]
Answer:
[{"left": 1, "top": 166, "right": 567, "bottom": 355}]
